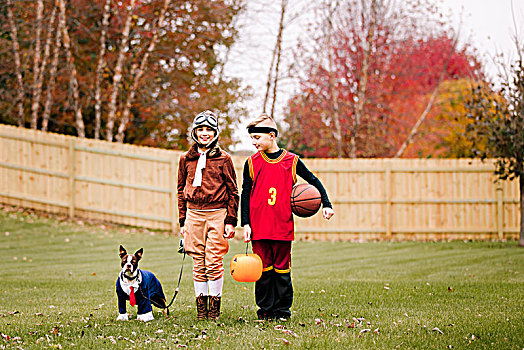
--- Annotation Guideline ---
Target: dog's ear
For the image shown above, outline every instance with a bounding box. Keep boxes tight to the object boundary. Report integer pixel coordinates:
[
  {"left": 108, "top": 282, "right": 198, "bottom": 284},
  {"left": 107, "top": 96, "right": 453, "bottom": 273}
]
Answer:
[
  {"left": 135, "top": 248, "right": 143, "bottom": 261},
  {"left": 119, "top": 245, "right": 127, "bottom": 259}
]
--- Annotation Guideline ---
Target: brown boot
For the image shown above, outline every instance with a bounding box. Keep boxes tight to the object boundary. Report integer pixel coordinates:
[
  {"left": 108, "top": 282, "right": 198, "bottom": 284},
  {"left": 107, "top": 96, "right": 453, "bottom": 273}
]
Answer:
[
  {"left": 208, "top": 296, "right": 221, "bottom": 320},
  {"left": 196, "top": 294, "right": 208, "bottom": 320}
]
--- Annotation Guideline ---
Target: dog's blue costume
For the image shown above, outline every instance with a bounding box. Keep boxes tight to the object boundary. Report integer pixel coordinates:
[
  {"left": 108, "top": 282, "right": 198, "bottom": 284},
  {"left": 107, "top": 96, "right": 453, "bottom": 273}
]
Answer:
[{"left": 116, "top": 270, "right": 166, "bottom": 315}]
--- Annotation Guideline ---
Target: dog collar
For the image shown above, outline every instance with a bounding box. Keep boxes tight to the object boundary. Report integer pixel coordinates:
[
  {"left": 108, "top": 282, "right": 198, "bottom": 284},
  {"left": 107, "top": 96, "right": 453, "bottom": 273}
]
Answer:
[{"left": 121, "top": 270, "right": 140, "bottom": 282}]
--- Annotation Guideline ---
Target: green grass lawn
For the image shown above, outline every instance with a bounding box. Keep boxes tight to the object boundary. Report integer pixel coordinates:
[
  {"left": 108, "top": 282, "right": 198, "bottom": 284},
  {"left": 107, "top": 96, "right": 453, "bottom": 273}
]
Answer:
[{"left": 0, "top": 208, "right": 523, "bottom": 349}]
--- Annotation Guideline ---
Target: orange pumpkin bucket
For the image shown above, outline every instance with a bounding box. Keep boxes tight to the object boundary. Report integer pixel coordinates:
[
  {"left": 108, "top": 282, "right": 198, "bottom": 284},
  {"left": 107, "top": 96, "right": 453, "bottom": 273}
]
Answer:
[{"left": 230, "top": 251, "right": 263, "bottom": 282}]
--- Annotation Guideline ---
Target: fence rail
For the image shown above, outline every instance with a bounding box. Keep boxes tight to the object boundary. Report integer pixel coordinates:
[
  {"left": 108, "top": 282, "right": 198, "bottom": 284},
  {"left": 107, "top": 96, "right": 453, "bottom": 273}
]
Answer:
[{"left": 0, "top": 124, "right": 520, "bottom": 240}]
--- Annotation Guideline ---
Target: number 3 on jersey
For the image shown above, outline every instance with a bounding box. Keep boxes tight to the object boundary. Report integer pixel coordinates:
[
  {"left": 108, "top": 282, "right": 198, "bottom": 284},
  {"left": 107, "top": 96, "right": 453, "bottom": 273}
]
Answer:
[{"left": 268, "top": 187, "right": 277, "bottom": 205}]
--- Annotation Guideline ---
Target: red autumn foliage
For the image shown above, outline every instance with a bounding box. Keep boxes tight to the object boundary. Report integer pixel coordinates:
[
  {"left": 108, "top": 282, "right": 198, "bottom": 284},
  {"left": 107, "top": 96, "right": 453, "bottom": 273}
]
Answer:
[{"left": 283, "top": 2, "right": 484, "bottom": 158}]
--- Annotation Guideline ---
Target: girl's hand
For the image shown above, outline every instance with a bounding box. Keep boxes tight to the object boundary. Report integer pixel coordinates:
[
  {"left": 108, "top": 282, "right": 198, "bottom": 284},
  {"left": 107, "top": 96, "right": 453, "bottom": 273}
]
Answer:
[
  {"left": 323, "top": 207, "right": 335, "bottom": 220},
  {"left": 179, "top": 226, "right": 187, "bottom": 237},
  {"left": 224, "top": 224, "right": 235, "bottom": 239},
  {"left": 242, "top": 225, "right": 252, "bottom": 243}
]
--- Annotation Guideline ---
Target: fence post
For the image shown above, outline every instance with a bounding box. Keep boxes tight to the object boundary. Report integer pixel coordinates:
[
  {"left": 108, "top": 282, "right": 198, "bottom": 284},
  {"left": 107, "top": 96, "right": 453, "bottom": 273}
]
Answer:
[
  {"left": 496, "top": 183, "right": 504, "bottom": 239},
  {"left": 170, "top": 155, "right": 178, "bottom": 234},
  {"left": 385, "top": 162, "right": 392, "bottom": 240},
  {"left": 68, "top": 138, "right": 76, "bottom": 218}
]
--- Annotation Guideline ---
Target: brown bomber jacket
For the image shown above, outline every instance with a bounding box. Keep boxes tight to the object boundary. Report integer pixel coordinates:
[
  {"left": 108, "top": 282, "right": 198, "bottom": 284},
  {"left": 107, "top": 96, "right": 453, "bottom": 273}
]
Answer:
[{"left": 177, "top": 143, "right": 239, "bottom": 227}]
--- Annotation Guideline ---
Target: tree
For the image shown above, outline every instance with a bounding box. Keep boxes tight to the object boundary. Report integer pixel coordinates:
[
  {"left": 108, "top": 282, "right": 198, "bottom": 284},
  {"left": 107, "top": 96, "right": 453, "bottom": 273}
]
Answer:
[
  {"left": 465, "top": 57, "right": 524, "bottom": 246},
  {"left": 0, "top": 0, "right": 247, "bottom": 150},
  {"left": 417, "top": 79, "right": 493, "bottom": 158},
  {"left": 283, "top": 0, "right": 483, "bottom": 158}
]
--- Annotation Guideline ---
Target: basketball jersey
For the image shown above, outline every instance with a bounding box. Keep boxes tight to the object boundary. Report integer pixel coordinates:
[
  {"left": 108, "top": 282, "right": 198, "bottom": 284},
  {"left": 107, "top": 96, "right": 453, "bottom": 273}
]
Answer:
[{"left": 248, "top": 150, "right": 298, "bottom": 241}]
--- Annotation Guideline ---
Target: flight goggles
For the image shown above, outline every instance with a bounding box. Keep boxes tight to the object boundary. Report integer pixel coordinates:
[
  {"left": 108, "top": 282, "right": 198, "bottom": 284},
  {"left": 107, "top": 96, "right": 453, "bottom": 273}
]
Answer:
[{"left": 194, "top": 111, "right": 218, "bottom": 128}]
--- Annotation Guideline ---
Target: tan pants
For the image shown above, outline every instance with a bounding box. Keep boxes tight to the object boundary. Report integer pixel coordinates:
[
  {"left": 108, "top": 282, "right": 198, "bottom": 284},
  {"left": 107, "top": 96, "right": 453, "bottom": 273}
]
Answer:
[{"left": 184, "top": 208, "right": 229, "bottom": 282}]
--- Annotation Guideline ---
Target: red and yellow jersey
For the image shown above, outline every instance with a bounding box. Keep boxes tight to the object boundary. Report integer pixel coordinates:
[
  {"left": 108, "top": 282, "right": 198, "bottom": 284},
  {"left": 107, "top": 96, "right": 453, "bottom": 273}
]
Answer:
[{"left": 248, "top": 150, "right": 298, "bottom": 241}]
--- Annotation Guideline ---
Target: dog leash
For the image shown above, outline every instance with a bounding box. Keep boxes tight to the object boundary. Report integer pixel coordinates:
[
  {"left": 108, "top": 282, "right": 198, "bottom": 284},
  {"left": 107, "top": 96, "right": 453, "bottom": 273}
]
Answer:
[{"left": 138, "top": 242, "right": 186, "bottom": 312}]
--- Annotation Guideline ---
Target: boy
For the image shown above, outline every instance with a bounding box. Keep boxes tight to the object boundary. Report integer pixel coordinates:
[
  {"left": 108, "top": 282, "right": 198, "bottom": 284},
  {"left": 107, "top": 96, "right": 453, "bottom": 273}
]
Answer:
[
  {"left": 241, "top": 113, "right": 334, "bottom": 320},
  {"left": 177, "top": 110, "right": 239, "bottom": 320}
]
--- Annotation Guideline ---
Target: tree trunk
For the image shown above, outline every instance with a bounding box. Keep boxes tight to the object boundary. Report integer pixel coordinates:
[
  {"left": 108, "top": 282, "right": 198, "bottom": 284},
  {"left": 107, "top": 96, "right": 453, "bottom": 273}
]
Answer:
[
  {"left": 116, "top": 0, "right": 171, "bottom": 143},
  {"left": 42, "top": 4, "right": 62, "bottom": 132},
  {"left": 33, "top": 3, "right": 57, "bottom": 130},
  {"left": 519, "top": 175, "right": 524, "bottom": 247},
  {"left": 395, "top": 32, "right": 459, "bottom": 158},
  {"left": 349, "top": 0, "right": 376, "bottom": 158},
  {"left": 7, "top": 0, "right": 26, "bottom": 127},
  {"left": 30, "top": 0, "right": 44, "bottom": 129},
  {"left": 263, "top": 0, "right": 286, "bottom": 114},
  {"left": 106, "top": 0, "right": 136, "bottom": 142},
  {"left": 58, "top": 0, "right": 85, "bottom": 137},
  {"left": 394, "top": 83, "right": 440, "bottom": 157},
  {"left": 326, "top": 1, "right": 342, "bottom": 158},
  {"left": 94, "top": 0, "right": 112, "bottom": 140}
]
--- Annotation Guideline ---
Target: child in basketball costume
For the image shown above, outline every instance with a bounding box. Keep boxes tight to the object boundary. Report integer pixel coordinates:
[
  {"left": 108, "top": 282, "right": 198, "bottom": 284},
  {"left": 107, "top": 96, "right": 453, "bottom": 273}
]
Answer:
[
  {"left": 178, "top": 110, "right": 239, "bottom": 320},
  {"left": 241, "top": 113, "right": 334, "bottom": 320}
]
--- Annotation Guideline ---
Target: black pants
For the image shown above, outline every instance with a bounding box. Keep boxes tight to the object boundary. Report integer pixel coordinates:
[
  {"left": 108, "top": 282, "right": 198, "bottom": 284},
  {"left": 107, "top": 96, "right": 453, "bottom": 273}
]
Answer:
[{"left": 255, "top": 269, "right": 293, "bottom": 319}]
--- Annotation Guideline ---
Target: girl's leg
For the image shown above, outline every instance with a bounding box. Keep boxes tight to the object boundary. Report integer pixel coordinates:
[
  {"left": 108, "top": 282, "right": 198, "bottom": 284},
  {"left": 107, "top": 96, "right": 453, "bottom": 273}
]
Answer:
[
  {"left": 184, "top": 210, "right": 209, "bottom": 320},
  {"left": 203, "top": 209, "right": 228, "bottom": 320}
]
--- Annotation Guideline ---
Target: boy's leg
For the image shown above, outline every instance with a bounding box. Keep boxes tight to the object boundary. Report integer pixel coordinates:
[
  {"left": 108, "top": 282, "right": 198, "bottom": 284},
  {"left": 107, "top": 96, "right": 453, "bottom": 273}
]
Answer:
[
  {"left": 204, "top": 209, "right": 228, "bottom": 320},
  {"left": 184, "top": 209, "right": 209, "bottom": 319},
  {"left": 270, "top": 241, "right": 292, "bottom": 319},
  {"left": 252, "top": 240, "right": 276, "bottom": 320}
]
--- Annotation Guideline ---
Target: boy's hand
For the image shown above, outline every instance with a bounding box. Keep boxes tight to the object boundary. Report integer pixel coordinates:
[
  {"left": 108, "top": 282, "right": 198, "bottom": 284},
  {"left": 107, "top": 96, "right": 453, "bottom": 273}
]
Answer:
[
  {"left": 179, "top": 226, "right": 187, "bottom": 237},
  {"left": 224, "top": 224, "right": 235, "bottom": 239},
  {"left": 323, "top": 207, "right": 335, "bottom": 220},
  {"left": 242, "top": 225, "right": 252, "bottom": 243}
]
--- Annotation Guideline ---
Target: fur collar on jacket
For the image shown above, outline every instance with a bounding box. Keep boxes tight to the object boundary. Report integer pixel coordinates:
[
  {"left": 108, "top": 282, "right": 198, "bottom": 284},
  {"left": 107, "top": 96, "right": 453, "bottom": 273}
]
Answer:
[{"left": 185, "top": 143, "right": 222, "bottom": 160}]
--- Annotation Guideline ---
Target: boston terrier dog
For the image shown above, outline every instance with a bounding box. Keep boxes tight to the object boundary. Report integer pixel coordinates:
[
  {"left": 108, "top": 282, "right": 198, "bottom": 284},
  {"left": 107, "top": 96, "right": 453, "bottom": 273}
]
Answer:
[{"left": 116, "top": 245, "right": 168, "bottom": 321}]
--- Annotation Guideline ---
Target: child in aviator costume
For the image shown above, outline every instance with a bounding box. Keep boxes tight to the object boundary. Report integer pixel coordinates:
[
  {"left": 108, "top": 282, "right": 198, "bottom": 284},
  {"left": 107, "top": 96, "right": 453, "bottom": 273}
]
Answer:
[
  {"left": 177, "top": 110, "right": 239, "bottom": 320},
  {"left": 241, "top": 114, "right": 334, "bottom": 320}
]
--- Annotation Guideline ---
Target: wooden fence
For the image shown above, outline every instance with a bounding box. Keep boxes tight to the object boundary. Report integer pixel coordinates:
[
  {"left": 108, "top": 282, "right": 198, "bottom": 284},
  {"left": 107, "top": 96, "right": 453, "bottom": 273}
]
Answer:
[{"left": 0, "top": 124, "right": 520, "bottom": 240}]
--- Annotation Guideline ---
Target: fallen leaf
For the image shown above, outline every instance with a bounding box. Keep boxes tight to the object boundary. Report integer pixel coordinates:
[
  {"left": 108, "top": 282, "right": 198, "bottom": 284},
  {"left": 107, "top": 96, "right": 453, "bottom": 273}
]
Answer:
[
  {"left": 432, "top": 327, "right": 444, "bottom": 334},
  {"left": 358, "top": 329, "right": 371, "bottom": 337}
]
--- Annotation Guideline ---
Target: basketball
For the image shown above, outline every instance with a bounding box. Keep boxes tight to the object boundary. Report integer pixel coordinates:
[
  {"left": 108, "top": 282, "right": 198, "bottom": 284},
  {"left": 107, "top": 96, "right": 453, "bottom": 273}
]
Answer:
[{"left": 291, "top": 183, "right": 321, "bottom": 217}]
